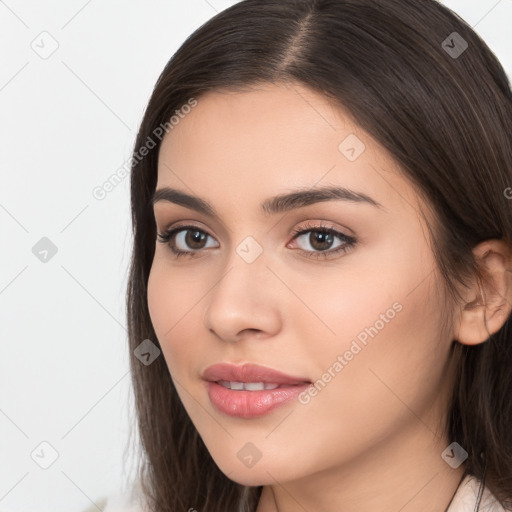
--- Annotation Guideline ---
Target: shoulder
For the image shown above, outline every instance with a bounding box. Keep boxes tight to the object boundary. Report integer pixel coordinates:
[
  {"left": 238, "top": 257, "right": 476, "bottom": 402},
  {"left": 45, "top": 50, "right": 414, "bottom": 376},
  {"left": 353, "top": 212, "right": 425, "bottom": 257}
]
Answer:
[{"left": 447, "top": 474, "right": 509, "bottom": 512}]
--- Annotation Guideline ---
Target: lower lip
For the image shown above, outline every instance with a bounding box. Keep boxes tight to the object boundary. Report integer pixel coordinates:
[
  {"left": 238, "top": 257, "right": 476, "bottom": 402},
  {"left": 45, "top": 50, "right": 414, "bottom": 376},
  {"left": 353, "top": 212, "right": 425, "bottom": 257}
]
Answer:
[{"left": 206, "top": 381, "right": 310, "bottom": 418}]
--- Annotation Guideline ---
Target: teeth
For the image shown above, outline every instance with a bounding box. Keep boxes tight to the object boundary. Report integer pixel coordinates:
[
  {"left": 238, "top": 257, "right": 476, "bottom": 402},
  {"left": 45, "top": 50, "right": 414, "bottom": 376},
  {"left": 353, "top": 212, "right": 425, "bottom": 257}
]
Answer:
[
  {"left": 244, "top": 382, "right": 265, "bottom": 391},
  {"left": 218, "top": 381, "right": 280, "bottom": 391}
]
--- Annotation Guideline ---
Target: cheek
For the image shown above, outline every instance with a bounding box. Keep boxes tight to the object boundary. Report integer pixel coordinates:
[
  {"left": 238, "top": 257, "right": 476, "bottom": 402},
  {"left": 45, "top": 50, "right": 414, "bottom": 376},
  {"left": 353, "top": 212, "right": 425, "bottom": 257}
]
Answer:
[
  {"left": 147, "top": 262, "right": 201, "bottom": 375},
  {"left": 147, "top": 263, "right": 171, "bottom": 338},
  {"left": 278, "top": 274, "right": 449, "bottom": 472},
  {"left": 297, "top": 233, "right": 447, "bottom": 406}
]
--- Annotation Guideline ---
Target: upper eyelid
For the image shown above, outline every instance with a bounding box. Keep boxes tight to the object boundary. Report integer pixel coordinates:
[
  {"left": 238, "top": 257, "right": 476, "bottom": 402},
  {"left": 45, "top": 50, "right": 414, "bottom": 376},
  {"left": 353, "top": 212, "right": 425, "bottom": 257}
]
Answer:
[
  {"left": 154, "top": 204, "right": 357, "bottom": 236},
  {"left": 161, "top": 222, "right": 352, "bottom": 245},
  {"left": 161, "top": 221, "right": 347, "bottom": 235}
]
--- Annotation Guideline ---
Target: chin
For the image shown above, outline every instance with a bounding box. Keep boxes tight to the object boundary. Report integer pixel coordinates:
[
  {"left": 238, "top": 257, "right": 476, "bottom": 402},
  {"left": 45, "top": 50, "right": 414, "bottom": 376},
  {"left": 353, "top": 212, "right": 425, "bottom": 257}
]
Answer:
[
  {"left": 221, "top": 468, "right": 276, "bottom": 487},
  {"left": 209, "top": 453, "right": 300, "bottom": 487},
  {"left": 206, "top": 454, "right": 275, "bottom": 485}
]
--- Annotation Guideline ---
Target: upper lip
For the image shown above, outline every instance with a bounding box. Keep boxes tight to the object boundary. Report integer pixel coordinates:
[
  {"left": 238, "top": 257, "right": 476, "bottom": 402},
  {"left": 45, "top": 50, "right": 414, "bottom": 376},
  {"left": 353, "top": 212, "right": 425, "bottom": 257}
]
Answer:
[{"left": 202, "top": 363, "right": 311, "bottom": 385}]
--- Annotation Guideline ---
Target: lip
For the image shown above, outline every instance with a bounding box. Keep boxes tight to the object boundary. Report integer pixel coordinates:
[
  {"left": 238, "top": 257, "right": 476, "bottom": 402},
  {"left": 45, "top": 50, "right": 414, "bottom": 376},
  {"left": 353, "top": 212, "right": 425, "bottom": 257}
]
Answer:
[
  {"left": 202, "top": 363, "right": 311, "bottom": 418},
  {"left": 202, "top": 362, "right": 311, "bottom": 385}
]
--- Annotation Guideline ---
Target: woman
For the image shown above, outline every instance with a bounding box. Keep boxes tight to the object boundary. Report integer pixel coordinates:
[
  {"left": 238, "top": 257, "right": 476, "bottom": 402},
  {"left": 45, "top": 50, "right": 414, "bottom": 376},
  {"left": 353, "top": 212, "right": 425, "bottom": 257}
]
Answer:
[{"left": 102, "top": 0, "right": 512, "bottom": 511}]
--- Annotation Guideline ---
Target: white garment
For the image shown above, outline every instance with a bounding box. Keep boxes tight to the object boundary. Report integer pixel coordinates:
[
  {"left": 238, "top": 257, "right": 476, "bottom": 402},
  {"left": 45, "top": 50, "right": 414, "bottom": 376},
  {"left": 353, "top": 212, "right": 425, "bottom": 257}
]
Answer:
[
  {"left": 447, "top": 475, "right": 507, "bottom": 512},
  {"left": 101, "top": 474, "right": 507, "bottom": 512}
]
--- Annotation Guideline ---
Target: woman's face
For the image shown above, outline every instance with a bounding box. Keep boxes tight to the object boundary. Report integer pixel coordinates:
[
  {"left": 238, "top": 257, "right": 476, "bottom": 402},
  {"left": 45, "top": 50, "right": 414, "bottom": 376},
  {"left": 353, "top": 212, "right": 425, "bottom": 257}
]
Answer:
[{"left": 147, "top": 82, "right": 459, "bottom": 491}]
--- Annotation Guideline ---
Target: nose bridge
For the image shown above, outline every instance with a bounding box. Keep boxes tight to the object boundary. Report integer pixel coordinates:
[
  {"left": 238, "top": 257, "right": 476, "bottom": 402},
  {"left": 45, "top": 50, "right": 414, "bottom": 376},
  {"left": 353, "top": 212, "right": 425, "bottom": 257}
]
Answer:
[
  {"left": 211, "top": 236, "right": 269, "bottom": 308},
  {"left": 203, "top": 236, "right": 280, "bottom": 339}
]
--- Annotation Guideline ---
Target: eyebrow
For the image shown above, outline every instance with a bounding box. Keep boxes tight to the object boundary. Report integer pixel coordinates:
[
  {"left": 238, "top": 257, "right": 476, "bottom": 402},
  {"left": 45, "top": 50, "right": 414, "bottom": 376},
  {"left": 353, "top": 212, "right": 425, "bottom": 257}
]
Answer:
[{"left": 150, "top": 185, "right": 384, "bottom": 216}]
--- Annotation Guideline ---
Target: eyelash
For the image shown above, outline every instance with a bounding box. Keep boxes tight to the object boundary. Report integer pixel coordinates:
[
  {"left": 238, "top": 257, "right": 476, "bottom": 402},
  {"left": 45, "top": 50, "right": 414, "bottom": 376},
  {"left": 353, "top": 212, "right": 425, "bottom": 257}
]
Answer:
[{"left": 156, "top": 221, "right": 357, "bottom": 260}]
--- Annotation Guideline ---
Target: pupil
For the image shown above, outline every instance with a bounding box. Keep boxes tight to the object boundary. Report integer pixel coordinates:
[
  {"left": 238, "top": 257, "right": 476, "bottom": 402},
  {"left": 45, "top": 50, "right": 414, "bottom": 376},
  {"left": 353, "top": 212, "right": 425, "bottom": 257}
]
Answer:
[
  {"left": 187, "top": 230, "right": 206, "bottom": 248},
  {"left": 311, "top": 232, "right": 333, "bottom": 251}
]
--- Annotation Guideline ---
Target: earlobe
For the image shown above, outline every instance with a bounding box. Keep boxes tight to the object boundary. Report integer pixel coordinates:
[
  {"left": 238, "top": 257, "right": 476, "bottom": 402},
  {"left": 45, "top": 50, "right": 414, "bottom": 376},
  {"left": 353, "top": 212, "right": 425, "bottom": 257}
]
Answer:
[{"left": 453, "top": 239, "right": 512, "bottom": 346}]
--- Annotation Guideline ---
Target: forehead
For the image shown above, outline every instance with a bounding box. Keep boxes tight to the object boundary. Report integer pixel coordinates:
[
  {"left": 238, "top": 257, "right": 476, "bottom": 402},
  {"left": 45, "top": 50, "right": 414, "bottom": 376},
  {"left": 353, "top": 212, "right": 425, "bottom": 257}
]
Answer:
[
  {"left": 155, "top": 82, "right": 423, "bottom": 220},
  {"left": 160, "top": 83, "right": 362, "bottom": 161}
]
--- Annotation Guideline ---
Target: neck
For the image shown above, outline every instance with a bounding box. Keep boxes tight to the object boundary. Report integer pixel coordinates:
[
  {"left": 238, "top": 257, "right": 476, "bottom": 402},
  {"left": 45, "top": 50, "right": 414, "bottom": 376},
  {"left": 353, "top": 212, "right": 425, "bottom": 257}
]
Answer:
[{"left": 255, "top": 419, "right": 466, "bottom": 512}]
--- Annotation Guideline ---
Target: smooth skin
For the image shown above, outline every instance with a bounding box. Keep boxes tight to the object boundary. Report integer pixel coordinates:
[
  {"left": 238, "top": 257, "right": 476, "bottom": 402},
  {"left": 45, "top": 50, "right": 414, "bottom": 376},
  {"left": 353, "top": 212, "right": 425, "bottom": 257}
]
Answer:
[{"left": 147, "top": 82, "right": 512, "bottom": 512}]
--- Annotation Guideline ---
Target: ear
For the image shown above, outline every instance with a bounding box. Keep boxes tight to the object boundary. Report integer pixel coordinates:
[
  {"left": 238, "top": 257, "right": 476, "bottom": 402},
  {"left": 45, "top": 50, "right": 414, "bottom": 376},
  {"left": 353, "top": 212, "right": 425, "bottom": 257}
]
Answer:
[{"left": 454, "top": 239, "right": 512, "bottom": 346}]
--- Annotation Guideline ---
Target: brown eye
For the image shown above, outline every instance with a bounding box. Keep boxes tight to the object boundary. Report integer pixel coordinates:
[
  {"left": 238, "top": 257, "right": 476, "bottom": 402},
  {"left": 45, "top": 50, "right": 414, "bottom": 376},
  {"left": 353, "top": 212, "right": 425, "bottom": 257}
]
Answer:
[
  {"left": 183, "top": 229, "right": 208, "bottom": 250},
  {"left": 157, "top": 225, "right": 219, "bottom": 257},
  {"left": 306, "top": 231, "right": 336, "bottom": 251},
  {"left": 289, "top": 222, "right": 357, "bottom": 260}
]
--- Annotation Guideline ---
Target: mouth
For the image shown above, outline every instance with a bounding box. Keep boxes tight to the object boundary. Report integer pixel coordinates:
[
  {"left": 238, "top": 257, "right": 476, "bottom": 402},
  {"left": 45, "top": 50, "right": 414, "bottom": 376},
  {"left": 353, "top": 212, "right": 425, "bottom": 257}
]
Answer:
[
  {"left": 215, "top": 380, "right": 308, "bottom": 390},
  {"left": 202, "top": 362, "right": 311, "bottom": 386},
  {"left": 202, "top": 363, "right": 312, "bottom": 418}
]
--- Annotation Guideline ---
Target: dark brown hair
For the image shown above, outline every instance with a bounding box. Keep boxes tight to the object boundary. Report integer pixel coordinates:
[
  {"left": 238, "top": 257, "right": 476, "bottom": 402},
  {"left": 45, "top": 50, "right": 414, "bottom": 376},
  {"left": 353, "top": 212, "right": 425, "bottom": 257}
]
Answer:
[{"left": 126, "top": 1, "right": 512, "bottom": 510}]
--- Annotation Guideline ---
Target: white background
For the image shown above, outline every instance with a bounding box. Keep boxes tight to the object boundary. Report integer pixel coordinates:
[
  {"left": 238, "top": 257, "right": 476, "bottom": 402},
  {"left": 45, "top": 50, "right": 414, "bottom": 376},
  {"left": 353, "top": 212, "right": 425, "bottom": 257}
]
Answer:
[{"left": 0, "top": 1, "right": 510, "bottom": 511}]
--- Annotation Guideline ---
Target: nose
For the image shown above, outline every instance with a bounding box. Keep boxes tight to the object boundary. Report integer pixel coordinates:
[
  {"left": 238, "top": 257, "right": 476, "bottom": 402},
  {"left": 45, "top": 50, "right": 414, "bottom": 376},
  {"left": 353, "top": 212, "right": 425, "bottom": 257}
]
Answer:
[{"left": 203, "top": 250, "right": 282, "bottom": 343}]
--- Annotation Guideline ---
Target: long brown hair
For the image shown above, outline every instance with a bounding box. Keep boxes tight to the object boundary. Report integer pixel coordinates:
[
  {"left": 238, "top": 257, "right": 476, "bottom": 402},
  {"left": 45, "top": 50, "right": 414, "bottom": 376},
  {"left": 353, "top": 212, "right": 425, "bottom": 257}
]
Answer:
[{"left": 125, "top": 1, "right": 512, "bottom": 510}]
